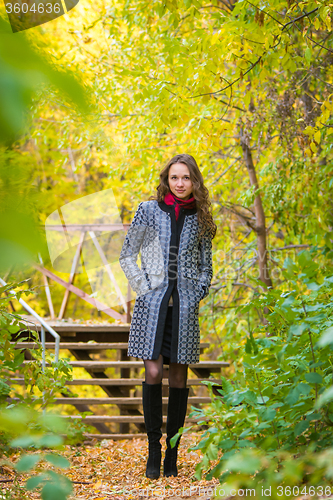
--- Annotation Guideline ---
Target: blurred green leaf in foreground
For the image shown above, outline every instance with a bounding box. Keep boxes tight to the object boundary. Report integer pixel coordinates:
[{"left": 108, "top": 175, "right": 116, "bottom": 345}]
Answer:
[{"left": 0, "top": 14, "right": 93, "bottom": 272}]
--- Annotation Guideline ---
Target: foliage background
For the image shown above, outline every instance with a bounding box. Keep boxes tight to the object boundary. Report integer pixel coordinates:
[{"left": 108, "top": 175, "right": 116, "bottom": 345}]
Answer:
[{"left": 1, "top": 0, "right": 333, "bottom": 495}]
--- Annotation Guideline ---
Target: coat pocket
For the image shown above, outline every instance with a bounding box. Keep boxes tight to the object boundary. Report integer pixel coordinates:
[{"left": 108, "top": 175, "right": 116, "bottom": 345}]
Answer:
[
  {"left": 182, "top": 269, "right": 205, "bottom": 302},
  {"left": 144, "top": 268, "right": 165, "bottom": 291}
]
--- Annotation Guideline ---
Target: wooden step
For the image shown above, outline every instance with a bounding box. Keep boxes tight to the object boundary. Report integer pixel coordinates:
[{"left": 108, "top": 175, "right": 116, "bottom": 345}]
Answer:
[
  {"left": 14, "top": 320, "right": 130, "bottom": 333},
  {"left": 83, "top": 434, "right": 147, "bottom": 440},
  {"left": 10, "top": 377, "right": 222, "bottom": 386},
  {"left": 12, "top": 342, "right": 210, "bottom": 351},
  {"left": 12, "top": 342, "right": 129, "bottom": 350},
  {"left": 8, "top": 396, "right": 211, "bottom": 405},
  {"left": 22, "top": 360, "right": 228, "bottom": 370},
  {"left": 67, "top": 415, "right": 200, "bottom": 423}
]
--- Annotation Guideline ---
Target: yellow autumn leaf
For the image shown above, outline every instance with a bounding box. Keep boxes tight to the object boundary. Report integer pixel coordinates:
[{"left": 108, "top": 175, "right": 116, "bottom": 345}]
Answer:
[
  {"left": 94, "top": 480, "right": 103, "bottom": 489},
  {"left": 314, "top": 130, "right": 321, "bottom": 143},
  {"left": 303, "top": 126, "right": 314, "bottom": 136},
  {"left": 310, "top": 142, "right": 317, "bottom": 153},
  {"left": 211, "top": 30, "right": 221, "bottom": 45}
]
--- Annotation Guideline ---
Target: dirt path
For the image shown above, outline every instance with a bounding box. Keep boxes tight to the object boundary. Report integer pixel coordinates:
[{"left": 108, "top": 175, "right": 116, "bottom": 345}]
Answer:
[{"left": 1, "top": 433, "right": 221, "bottom": 500}]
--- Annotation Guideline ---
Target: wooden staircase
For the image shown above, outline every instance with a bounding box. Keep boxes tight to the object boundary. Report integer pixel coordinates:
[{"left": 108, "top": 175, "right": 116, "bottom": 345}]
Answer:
[{"left": 9, "top": 321, "right": 228, "bottom": 439}]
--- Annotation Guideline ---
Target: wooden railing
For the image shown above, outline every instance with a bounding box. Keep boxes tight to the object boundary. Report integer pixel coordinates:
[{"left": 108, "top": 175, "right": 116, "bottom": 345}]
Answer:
[{"left": 37, "top": 223, "right": 132, "bottom": 322}]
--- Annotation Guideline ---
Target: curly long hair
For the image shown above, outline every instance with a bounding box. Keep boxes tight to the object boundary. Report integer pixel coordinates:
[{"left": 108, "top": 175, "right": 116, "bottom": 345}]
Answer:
[{"left": 148, "top": 154, "right": 217, "bottom": 240}]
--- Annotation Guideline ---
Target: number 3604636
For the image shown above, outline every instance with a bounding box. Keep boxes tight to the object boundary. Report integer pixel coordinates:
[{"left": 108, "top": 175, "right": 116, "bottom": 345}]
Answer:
[{"left": 5, "top": 3, "right": 61, "bottom": 14}]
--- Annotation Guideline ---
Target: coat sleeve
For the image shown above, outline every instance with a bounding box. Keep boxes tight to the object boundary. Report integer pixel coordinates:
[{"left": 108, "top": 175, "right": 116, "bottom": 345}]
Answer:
[
  {"left": 197, "top": 229, "right": 213, "bottom": 300},
  {"left": 119, "top": 202, "right": 150, "bottom": 296}
]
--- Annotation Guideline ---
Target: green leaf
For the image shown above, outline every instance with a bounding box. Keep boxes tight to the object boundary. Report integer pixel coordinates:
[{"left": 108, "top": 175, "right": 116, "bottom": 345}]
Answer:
[
  {"left": 45, "top": 454, "right": 70, "bottom": 469},
  {"left": 237, "top": 439, "right": 253, "bottom": 448},
  {"left": 194, "top": 461, "right": 203, "bottom": 480},
  {"left": 306, "top": 282, "right": 322, "bottom": 290},
  {"left": 15, "top": 454, "right": 41, "bottom": 472},
  {"left": 225, "top": 450, "right": 261, "bottom": 474},
  {"left": 298, "top": 383, "right": 312, "bottom": 396},
  {"left": 305, "top": 372, "right": 322, "bottom": 384},
  {"left": 41, "top": 476, "right": 73, "bottom": 500},
  {"left": 10, "top": 436, "right": 36, "bottom": 448},
  {"left": 0, "top": 379, "right": 11, "bottom": 397},
  {"left": 170, "top": 432, "right": 181, "bottom": 448},
  {"left": 281, "top": 294, "right": 296, "bottom": 310},
  {"left": 317, "top": 326, "right": 333, "bottom": 347},
  {"left": 306, "top": 314, "right": 326, "bottom": 323},
  {"left": 285, "top": 387, "right": 299, "bottom": 405},
  {"left": 230, "top": 392, "right": 245, "bottom": 406},
  {"left": 316, "top": 386, "right": 333, "bottom": 408},
  {"left": 38, "top": 434, "right": 64, "bottom": 448},
  {"left": 243, "top": 390, "right": 257, "bottom": 405},
  {"left": 40, "top": 415, "right": 67, "bottom": 434},
  {"left": 221, "top": 376, "right": 234, "bottom": 395},
  {"left": 26, "top": 474, "right": 47, "bottom": 490},
  {"left": 294, "top": 420, "right": 309, "bottom": 436},
  {"left": 257, "top": 422, "right": 271, "bottom": 430},
  {"left": 305, "top": 47, "right": 312, "bottom": 63},
  {"left": 8, "top": 324, "right": 20, "bottom": 333},
  {"left": 257, "top": 395, "right": 269, "bottom": 404},
  {"left": 305, "top": 412, "right": 321, "bottom": 421},
  {"left": 245, "top": 336, "right": 252, "bottom": 353},
  {"left": 289, "top": 323, "right": 308, "bottom": 337},
  {"left": 218, "top": 439, "right": 235, "bottom": 450},
  {"left": 261, "top": 408, "right": 276, "bottom": 421},
  {"left": 206, "top": 443, "right": 218, "bottom": 461}
]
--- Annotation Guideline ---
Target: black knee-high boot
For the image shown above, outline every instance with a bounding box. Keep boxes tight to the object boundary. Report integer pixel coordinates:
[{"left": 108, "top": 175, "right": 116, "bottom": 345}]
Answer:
[
  {"left": 142, "top": 381, "right": 163, "bottom": 479},
  {"left": 163, "top": 386, "right": 189, "bottom": 477}
]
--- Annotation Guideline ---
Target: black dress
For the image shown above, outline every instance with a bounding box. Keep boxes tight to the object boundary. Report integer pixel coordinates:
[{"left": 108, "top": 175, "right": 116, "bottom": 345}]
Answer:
[
  {"left": 160, "top": 299, "right": 174, "bottom": 365},
  {"left": 159, "top": 210, "right": 180, "bottom": 365},
  {"left": 151, "top": 200, "right": 197, "bottom": 364}
]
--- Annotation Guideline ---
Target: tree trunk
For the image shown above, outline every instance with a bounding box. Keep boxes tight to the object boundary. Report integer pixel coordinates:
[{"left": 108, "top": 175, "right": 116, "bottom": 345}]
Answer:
[{"left": 240, "top": 128, "right": 273, "bottom": 291}]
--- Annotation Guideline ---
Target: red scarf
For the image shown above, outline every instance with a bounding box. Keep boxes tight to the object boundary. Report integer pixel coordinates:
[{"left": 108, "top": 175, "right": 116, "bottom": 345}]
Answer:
[{"left": 164, "top": 191, "right": 196, "bottom": 220}]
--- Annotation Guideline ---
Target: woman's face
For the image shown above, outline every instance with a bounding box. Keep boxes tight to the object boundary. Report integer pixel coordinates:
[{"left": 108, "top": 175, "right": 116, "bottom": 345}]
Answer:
[{"left": 168, "top": 163, "right": 193, "bottom": 200}]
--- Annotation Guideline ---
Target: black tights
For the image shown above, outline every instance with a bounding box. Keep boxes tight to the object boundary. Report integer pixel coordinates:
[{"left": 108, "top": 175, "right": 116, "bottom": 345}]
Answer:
[{"left": 144, "top": 355, "right": 188, "bottom": 388}]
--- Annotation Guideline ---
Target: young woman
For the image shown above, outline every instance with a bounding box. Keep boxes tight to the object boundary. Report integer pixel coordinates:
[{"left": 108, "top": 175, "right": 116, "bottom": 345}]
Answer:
[{"left": 119, "top": 153, "right": 216, "bottom": 479}]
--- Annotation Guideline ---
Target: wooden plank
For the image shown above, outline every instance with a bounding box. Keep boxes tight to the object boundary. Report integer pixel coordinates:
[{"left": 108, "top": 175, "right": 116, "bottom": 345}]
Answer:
[
  {"left": 34, "top": 264, "right": 126, "bottom": 322},
  {"left": 200, "top": 343, "right": 210, "bottom": 349},
  {"left": 119, "top": 344, "right": 130, "bottom": 434},
  {"left": 38, "top": 254, "right": 55, "bottom": 319},
  {"left": 58, "top": 396, "right": 212, "bottom": 404},
  {"left": 58, "top": 231, "right": 85, "bottom": 320},
  {"left": 45, "top": 224, "right": 130, "bottom": 232},
  {"left": 69, "top": 351, "right": 146, "bottom": 434},
  {"left": 12, "top": 342, "right": 209, "bottom": 350},
  {"left": 9, "top": 378, "right": 222, "bottom": 386},
  {"left": 67, "top": 378, "right": 221, "bottom": 386},
  {"left": 23, "top": 360, "right": 228, "bottom": 368},
  {"left": 83, "top": 434, "right": 147, "bottom": 440},
  {"left": 22, "top": 360, "right": 229, "bottom": 370},
  {"left": 89, "top": 230, "right": 128, "bottom": 314},
  {"left": 66, "top": 415, "right": 199, "bottom": 423},
  {"left": 8, "top": 397, "right": 212, "bottom": 404},
  {"left": 126, "top": 281, "right": 131, "bottom": 323},
  {"left": 17, "top": 322, "right": 130, "bottom": 333},
  {"left": 11, "top": 342, "right": 129, "bottom": 350}
]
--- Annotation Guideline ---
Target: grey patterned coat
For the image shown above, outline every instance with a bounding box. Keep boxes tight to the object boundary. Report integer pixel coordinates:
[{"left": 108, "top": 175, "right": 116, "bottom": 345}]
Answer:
[{"left": 119, "top": 199, "right": 213, "bottom": 364}]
